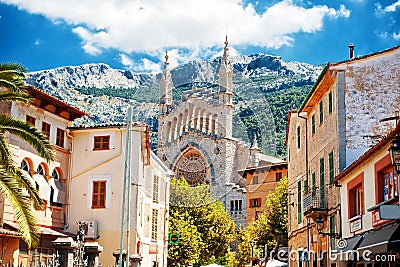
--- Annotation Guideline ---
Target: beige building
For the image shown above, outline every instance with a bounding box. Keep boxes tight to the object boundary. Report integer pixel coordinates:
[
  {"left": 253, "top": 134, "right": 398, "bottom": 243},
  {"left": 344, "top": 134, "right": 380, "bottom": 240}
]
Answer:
[
  {"left": 0, "top": 86, "right": 86, "bottom": 266},
  {"left": 287, "top": 45, "right": 400, "bottom": 267},
  {"left": 68, "top": 122, "right": 172, "bottom": 267}
]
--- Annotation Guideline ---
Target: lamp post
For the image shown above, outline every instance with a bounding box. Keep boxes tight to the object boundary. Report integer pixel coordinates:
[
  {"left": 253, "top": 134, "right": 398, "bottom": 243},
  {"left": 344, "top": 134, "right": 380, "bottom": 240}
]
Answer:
[{"left": 315, "top": 216, "right": 340, "bottom": 238}]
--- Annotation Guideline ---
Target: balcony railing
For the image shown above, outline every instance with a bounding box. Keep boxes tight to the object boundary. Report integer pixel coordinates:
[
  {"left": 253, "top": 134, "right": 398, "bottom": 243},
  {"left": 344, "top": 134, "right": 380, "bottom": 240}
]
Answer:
[{"left": 303, "top": 187, "right": 327, "bottom": 213}]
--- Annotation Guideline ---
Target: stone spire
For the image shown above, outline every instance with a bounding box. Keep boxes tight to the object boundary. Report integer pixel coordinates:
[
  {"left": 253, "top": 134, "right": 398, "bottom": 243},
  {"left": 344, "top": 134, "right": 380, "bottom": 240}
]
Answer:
[
  {"left": 218, "top": 35, "right": 233, "bottom": 95},
  {"left": 159, "top": 50, "right": 173, "bottom": 115}
]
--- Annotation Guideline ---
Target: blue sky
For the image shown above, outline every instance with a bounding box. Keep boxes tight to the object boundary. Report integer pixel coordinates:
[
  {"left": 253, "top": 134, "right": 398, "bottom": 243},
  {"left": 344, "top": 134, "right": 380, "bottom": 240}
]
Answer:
[{"left": 1, "top": 0, "right": 399, "bottom": 73}]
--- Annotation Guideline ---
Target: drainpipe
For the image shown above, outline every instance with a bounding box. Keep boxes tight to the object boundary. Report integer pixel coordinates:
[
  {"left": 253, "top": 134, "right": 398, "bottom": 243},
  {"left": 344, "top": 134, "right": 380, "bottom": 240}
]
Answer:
[
  {"left": 297, "top": 112, "right": 309, "bottom": 267},
  {"left": 64, "top": 129, "right": 74, "bottom": 230}
]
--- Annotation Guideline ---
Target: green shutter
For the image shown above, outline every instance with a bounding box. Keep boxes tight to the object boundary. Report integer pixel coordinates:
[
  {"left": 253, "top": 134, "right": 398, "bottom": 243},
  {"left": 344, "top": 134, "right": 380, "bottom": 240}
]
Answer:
[
  {"left": 329, "top": 151, "right": 334, "bottom": 185},
  {"left": 297, "top": 180, "right": 302, "bottom": 223},
  {"left": 328, "top": 91, "right": 333, "bottom": 114},
  {"left": 312, "top": 172, "right": 316, "bottom": 195},
  {"left": 320, "top": 157, "right": 325, "bottom": 205},
  {"left": 319, "top": 100, "right": 324, "bottom": 124}
]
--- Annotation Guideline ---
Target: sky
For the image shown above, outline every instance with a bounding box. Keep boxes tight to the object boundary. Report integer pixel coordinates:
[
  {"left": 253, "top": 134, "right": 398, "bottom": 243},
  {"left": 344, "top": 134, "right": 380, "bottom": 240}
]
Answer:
[{"left": 0, "top": 0, "right": 399, "bottom": 73}]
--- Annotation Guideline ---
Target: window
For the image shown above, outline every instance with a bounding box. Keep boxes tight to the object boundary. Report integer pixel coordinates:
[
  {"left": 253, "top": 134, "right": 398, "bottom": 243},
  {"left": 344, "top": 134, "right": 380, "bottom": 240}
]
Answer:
[
  {"left": 328, "top": 91, "right": 333, "bottom": 114},
  {"left": 276, "top": 172, "right": 282, "bottom": 181},
  {"left": 56, "top": 128, "right": 65, "bottom": 147},
  {"left": 297, "top": 180, "right": 302, "bottom": 223},
  {"left": 311, "top": 114, "right": 315, "bottom": 135},
  {"left": 230, "top": 200, "right": 242, "bottom": 211},
  {"left": 252, "top": 175, "right": 258, "bottom": 184},
  {"left": 330, "top": 214, "right": 336, "bottom": 247},
  {"left": 26, "top": 115, "right": 36, "bottom": 126},
  {"left": 52, "top": 169, "right": 60, "bottom": 180},
  {"left": 297, "top": 125, "right": 301, "bottom": 148},
  {"left": 320, "top": 157, "right": 325, "bottom": 204},
  {"left": 153, "top": 175, "right": 159, "bottom": 202},
  {"left": 93, "top": 135, "right": 110, "bottom": 150},
  {"left": 21, "top": 159, "right": 30, "bottom": 172},
  {"left": 92, "top": 181, "right": 106, "bottom": 208},
  {"left": 380, "top": 167, "right": 398, "bottom": 202},
  {"left": 304, "top": 175, "right": 309, "bottom": 194},
  {"left": 250, "top": 198, "right": 261, "bottom": 208},
  {"left": 319, "top": 100, "right": 324, "bottom": 124},
  {"left": 329, "top": 151, "right": 334, "bottom": 185},
  {"left": 151, "top": 209, "right": 158, "bottom": 241},
  {"left": 42, "top": 122, "right": 51, "bottom": 139},
  {"left": 37, "top": 164, "right": 46, "bottom": 177},
  {"left": 312, "top": 172, "right": 316, "bottom": 194},
  {"left": 349, "top": 184, "right": 364, "bottom": 218}
]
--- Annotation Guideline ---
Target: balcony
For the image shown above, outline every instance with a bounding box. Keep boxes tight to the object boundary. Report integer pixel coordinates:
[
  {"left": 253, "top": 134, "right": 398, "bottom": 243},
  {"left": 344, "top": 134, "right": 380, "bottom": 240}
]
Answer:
[{"left": 303, "top": 187, "right": 328, "bottom": 216}]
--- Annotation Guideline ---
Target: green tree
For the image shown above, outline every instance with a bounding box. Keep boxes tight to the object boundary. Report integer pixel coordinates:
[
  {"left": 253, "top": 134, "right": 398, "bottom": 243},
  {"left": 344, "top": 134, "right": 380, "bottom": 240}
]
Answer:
[
  {"left": 168, "top": 177, "right": 235, "bottom": 266},
  {"left": 0, "top": 62, "right": 55, "bottom": 248},
  {"left": 227, "top": 177, "right": 288, "bottom": 266}
]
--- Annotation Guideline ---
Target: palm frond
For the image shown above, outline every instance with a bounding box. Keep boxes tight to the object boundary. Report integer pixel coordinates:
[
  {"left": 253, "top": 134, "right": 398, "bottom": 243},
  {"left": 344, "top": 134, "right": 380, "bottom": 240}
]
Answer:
[
  {"left": 0, "top": 80, "right": 20, "bottom": 92},
  {"left": 0, "top": 167, "right": 40, "bottom": 248},
  {"left": 0, "top": 134, "right": 14, "bottom": 169},
  {"left": 0, "top": 91, "right": 31, "bottom": 103},
  {"left": 0, "top": 62, "right": 27, "bottom": 73},
  {"left": 0, "top": 116, "right": 55, "bottom": 162}
]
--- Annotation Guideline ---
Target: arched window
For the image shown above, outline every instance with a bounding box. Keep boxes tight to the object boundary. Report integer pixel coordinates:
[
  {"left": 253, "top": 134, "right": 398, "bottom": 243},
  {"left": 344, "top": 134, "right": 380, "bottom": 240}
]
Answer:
[
  {"left": 37, "top": 164, "right": 45, "bottom": 177},
  {"left": 52, "top": 169, "right": 60, "bottom": 180},
  {"left": 21, "top": 159, "right": 30, "bottom": 172}
]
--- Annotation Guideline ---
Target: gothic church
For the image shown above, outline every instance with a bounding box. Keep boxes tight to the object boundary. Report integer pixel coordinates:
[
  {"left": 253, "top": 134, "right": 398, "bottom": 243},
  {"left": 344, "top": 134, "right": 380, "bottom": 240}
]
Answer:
[{"left": 157, "top": 38, "right": 280, "bottom": 226}]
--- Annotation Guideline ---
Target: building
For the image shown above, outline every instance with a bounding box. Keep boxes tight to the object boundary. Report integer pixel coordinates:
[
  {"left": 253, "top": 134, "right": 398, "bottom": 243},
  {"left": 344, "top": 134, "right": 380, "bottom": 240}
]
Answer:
[
  {"left": 68, "top": 122, "right": 172, "bottom": 266},
  {"left": 240, "top": 159, "right": 287, "bottom": 225},
  {"left": 0, "top": 86, "right": 87, "bottom": 266},
  {"left": 333, "top": 123, "right": 400, "bottom": 266},
  {"left": 157, "top": 38, "right": 279, "bottom": 227},
  {"left": 287, "top": 45, "right": 400, "bottom": 267}
]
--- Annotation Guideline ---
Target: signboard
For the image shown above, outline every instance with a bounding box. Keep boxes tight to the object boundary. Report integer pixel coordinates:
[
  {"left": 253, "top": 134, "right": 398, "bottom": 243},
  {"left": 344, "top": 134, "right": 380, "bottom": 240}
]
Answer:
[
  {"left": 379, "top": 204, "right": 400, "bottom": 220},
  {"left": 350, "top": 217, "right": 362, "bottom": 232},
  {"left": 321, "top": 236, "right": 327, "bottom": 251},
  {"left": 372, "top": 210, "right": 391, "bottom": 227}
]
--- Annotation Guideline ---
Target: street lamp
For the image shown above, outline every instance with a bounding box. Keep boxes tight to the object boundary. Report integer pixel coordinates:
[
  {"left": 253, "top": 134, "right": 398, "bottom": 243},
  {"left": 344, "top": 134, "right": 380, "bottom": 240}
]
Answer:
[
  {"left": 389, "top": 135, "right": 400, "bottom": 173},
  {"left": 315, "top": 216, "right": 340, "bottom": 238}
]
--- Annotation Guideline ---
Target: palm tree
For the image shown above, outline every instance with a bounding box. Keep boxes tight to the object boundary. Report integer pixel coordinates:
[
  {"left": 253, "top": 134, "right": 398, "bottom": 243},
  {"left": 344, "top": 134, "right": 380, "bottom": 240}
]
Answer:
[{"left": 0, "top": 62, "right": 55, "bottom": 248}]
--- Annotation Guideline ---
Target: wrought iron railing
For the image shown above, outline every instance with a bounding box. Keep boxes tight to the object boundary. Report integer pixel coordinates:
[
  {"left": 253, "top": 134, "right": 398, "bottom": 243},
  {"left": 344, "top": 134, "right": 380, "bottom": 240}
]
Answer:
[{"left": 303, "top": 187, "right": 327, "bottom": 212}]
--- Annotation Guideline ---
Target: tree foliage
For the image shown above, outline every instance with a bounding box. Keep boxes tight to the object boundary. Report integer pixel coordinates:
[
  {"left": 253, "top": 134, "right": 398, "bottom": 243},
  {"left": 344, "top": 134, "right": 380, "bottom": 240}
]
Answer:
[
  {"left": 168, "top": 177, "right": 235, "bottom": 266},
  {"left": 227, "top": 177, "right": 288, "bottom": 267}
]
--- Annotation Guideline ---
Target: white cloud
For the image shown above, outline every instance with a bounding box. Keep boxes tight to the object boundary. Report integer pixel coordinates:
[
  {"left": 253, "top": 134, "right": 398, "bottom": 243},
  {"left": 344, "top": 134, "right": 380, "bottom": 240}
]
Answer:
[
  {"left": 393, "top": 32, "right": 400, "bottom": 40},
  {"left": 376, "top": 0, "right": 400, "bottom": 13},
  {"left": 3, "top": 0, "right": 350, "bottom": 69},
  {"left": 119, "top": 53, "right": 134, "bottom": 69}
]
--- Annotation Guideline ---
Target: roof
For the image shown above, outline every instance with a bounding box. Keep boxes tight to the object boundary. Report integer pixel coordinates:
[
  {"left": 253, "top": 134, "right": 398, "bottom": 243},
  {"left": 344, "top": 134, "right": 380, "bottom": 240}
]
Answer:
[
  {"left": 334, "top": 122, "right": 400, "bottom": 182},
  {"left": 68, "top": 121, "right": 146, "bottom": 130},
  {"left": 258, "top": 153, "right": 285, "bottom": 164},
  {"left": 238, "top": 161, "right": 287, "bottom": 177},
  {"left": 5, "top": 221, "right": 73, "bottom": 237},
  {"left": 26, "top": 86, "right": 88, "bottom": 120},
  {"left": 299, "top": 45, "right": 400, "bottom": 113}
]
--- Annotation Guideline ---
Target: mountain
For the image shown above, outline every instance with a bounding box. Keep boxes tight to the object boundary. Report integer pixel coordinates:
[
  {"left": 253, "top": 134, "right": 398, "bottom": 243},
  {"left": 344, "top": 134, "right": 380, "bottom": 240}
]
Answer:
[{"left": 26, "top": 54, "right": 323, "bottom": 158}]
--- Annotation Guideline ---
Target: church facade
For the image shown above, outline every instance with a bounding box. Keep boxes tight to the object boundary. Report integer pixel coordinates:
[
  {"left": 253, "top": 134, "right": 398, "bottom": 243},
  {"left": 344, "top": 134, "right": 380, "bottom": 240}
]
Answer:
[{"left": 157, "top": 38, "right": 267, "bottom": 227}]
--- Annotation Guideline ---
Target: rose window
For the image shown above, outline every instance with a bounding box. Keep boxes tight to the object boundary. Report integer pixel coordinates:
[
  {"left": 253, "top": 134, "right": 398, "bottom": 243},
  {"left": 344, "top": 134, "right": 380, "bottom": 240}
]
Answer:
[{"left": 175, "top": 149, "right": 209, "bottom": 185}]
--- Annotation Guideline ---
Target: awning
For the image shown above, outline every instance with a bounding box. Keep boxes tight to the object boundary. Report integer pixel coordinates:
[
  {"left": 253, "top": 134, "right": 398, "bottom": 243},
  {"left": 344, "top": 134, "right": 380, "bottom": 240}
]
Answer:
[
  {"left": 357, "top": 223, "right": 400, "bottom": 255},
  {"left": 4, "top": 222, "right": 70, "bottom": 237},
  {"left": 49, "top": 179, "right": 66, "bottom": 204},
  {"left": 33, "top": 174, "right": 51, "bottom": 202},
  {"left": 333, "top": 235, "right": 363, "bottom": 261}
]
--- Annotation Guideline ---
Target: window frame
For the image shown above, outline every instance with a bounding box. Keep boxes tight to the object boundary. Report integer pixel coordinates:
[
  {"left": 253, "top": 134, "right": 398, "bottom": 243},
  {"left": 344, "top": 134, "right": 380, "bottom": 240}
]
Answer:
[
  {"left": 328, "top": 91, "right": 333, "bottom": 114},
  {"left": 297, "top": 180, "right": 302, "bottom": 223},
  {"left": 329, "top": 151, "right": 334, "bottom": 185},
  {"left": 319, "top": 100, "right": 324, "bottom": 124},
  {"left": 153, "top": 175, "right": 159, "bottom": 203},
  {"left": 92, "top": 180, "right": 107, "bottom": 209},
  {"left": 93, "top": 135, "right": 110, "bottom": 151},
  {"left": 56, "top": 128, "right": 65, "bottom": 148},
  {"left": 311, "top": 114, "right": 315, "bottom": 135},
  {"left": 374, "top": 155, "right": 399, "bottom": 204},
  {"left": 250, "top": 198, "right": 261, "bottom": 208},
  {"left": 347, "top": 173, "right": 364, "bottom": 219},
  {"left": 151, "top": 209, "right": 159, "bottom": 242},
  {"left": 297, "top": 125, "right": 301, "bottom": 149},
  {"left": 42, "top": 122, "right": 51, "bottom": 139},
  {"left": 26, "top": 115, "right": 36, "bottom": 126}
]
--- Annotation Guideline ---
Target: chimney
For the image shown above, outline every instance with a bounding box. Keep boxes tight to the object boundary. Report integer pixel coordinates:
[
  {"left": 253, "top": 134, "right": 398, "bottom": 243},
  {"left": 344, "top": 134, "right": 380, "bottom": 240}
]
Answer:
[{"left": 348, "top": 42, "right": 355, "bottom": 60}]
